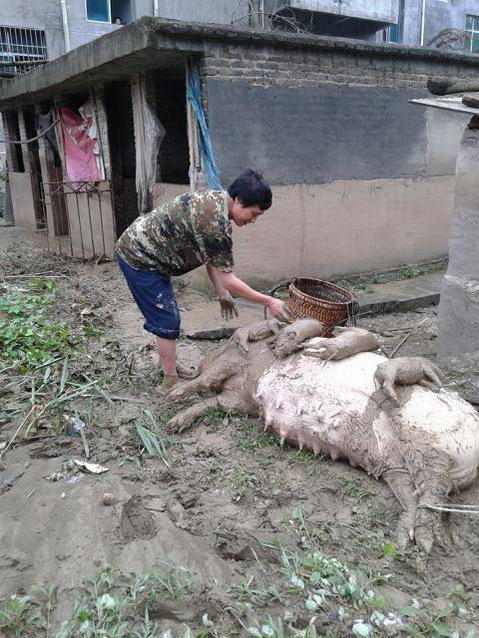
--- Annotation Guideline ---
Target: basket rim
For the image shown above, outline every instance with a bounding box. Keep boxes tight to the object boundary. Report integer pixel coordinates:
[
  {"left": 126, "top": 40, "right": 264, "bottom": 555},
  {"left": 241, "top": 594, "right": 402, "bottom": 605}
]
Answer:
[{"left": 289, "top": 277, "right": 354, "bottom": 307}]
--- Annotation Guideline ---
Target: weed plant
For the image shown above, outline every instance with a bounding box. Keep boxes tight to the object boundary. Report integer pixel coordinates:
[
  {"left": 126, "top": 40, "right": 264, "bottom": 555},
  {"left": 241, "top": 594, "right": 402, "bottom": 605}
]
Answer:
[{"left": 0, "top": 280, "right": 70, "bottom": 371}]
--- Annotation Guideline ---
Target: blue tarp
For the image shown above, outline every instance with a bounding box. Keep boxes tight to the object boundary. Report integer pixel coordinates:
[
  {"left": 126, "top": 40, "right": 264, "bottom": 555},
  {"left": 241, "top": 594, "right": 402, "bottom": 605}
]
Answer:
[{"left": 186, "top": 59, "right": 223, "bottom": 190}]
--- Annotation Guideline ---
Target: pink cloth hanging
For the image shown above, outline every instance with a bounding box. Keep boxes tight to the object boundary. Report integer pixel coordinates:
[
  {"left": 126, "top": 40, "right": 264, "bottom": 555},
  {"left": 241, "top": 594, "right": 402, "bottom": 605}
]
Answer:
[{"left": 59, "top": 106, "right": 100, "bottom": 183}]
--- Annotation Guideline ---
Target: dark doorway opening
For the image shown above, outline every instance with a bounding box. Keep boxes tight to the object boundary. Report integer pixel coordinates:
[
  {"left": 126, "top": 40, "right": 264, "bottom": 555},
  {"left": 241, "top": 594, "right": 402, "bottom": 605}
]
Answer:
[
  {"left": 149, "top": 69, "right": 190, "bottom": 185},
  {"left": 104, "top": 80, "right": 138, "bottom": 236}
]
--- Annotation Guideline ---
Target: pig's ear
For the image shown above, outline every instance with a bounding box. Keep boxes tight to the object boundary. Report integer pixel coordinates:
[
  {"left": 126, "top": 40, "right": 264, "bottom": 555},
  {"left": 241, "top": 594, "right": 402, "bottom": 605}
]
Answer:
[{"left": 271, "top": 320, "right": 281, "bottom": 334}]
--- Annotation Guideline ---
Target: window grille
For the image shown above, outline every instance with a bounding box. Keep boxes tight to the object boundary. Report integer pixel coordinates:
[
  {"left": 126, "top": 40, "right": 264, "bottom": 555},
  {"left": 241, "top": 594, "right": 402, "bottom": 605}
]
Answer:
[
  {"left": 466, "top": 15, "right": 479, "bottom": 53},
  {"left": 0, "top": 26, "right": 47, "bottom": 74}
]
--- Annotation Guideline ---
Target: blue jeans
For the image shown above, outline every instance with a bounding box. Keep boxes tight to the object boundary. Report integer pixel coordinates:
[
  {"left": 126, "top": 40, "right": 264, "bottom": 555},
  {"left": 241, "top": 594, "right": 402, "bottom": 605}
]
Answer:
[{"left": 117, "top": 254, "right": 180, "bottom": 340}]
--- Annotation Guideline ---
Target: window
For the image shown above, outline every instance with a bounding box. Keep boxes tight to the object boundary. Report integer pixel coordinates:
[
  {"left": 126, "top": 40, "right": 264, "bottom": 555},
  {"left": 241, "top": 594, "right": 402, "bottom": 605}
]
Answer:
[
  {"left": 0, "top": 26, "right": 47, "bottom": 74},
  {"left": 383, "top": 24, "right": 399, "bottom": 43},
  {"left": 86, "top": 0, "right": 131, "bottom": 24},
  {"left": 86, "top": 0, "right": 110, "bottom": 22},
  {"left": 466, "top": 14, "right": 479, "bottom": 52}
]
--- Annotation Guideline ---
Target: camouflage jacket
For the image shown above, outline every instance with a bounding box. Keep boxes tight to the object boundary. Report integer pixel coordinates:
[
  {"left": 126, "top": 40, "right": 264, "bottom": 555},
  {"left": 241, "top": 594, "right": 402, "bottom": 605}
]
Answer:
[{"left": 116, "top": 190, "right": 234, "bottom": 276}]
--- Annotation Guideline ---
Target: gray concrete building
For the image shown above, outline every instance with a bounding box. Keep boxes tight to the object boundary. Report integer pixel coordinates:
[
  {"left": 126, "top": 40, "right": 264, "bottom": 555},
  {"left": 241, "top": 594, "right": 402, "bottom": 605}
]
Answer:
[
  {"left": 394, "top": 0, "right": 479, "bottom": 50},
  {"left": 1, "top": 17, "right": 478, "bottom": 283},
  {"left": 1, "top": 0, "right": 477, "bottom": 67},
  {"left": 0, "top": 0, "right": 254, "bottom": 68},
  {"left": 0, "top": 0, "right": 399, "bottom": 73}
]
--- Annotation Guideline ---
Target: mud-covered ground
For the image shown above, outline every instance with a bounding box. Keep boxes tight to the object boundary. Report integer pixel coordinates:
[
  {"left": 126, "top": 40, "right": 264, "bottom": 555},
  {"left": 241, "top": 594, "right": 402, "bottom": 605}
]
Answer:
[{"left": 0, "top": 228, "right": 478, "bottom": 637}]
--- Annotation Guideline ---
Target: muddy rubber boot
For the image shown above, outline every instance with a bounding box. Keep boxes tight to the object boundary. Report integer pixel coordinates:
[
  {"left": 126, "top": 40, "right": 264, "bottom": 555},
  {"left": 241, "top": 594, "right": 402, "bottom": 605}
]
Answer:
[{"left": 160, "top": 375, "right": 181, "bottom": 394}]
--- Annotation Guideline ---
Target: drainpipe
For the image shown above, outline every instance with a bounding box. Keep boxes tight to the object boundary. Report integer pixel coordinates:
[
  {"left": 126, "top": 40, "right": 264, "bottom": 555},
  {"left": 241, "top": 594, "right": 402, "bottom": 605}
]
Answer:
[
  {"left": 420, "top": 0, "right": 426, "bottom": 46},
  {"left": 60, "top": 0, "right": 71, "bottom": 52},
  {"left": 153, "top": 0, "right": 159, "bottom": 17}
]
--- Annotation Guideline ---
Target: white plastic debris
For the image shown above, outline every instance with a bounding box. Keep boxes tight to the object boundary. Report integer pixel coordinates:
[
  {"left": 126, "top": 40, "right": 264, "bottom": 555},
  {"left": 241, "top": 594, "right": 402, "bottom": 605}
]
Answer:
[
  {"left": 352, "top": 620, "right": 373, "bottom": 637},
  {"left": 305, "top": 592, "right": 326, "bottom": 611},
  {"left": 73, "top": 460, "right": 109, "bottom": 474},
  {"left": 370, "top": 611, "right": 386, "bottom": 626},
  {"left": 97, "top": 594, "right": 116, "bottom": 609},
  {"left": 202, "top": 613, "right": 213, "bottom": 628},
  {"left": 290, "top": 574, "right": 305, "bottom": 589}
]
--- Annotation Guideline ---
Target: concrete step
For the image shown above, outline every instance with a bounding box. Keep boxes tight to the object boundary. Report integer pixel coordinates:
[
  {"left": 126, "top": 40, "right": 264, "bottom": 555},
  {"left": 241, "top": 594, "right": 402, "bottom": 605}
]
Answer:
[{"left": 356, "top": 271, "right": 444, "bottom": 315}]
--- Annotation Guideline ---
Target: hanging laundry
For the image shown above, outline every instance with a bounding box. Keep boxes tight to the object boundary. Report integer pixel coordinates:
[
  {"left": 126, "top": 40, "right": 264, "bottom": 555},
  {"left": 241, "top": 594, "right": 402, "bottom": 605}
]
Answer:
[
  {"left": 78, "top": 98, "right": 105, "bottom": 181},
  {"left": 59, "top": 106, "right": 100, "bottom": 183}
]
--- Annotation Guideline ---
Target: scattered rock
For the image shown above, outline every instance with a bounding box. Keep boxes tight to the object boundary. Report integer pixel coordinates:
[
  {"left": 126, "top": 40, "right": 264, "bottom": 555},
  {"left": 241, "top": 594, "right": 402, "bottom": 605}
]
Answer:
[
  {"left": 102, "top": 492, "right": 115, "bottom": 506},
  {"left": 166, "top": 497, "right": 190, "bottom": 530}
]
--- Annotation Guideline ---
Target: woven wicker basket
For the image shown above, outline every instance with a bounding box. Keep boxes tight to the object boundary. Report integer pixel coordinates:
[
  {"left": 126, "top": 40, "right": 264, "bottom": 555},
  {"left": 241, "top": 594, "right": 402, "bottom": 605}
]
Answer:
[{"left": 288, "top": 277, "right": 355, "bottom": 336}]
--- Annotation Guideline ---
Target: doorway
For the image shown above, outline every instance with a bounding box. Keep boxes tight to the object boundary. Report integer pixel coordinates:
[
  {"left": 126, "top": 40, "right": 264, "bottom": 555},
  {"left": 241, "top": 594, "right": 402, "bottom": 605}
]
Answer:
[{"left": 104, "top": 80, "right": 138, "bottom": 236}]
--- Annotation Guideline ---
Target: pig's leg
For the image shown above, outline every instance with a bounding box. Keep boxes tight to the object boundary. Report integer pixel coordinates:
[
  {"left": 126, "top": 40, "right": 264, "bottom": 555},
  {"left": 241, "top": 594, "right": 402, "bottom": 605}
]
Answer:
[
  {"left": 167, "top": 347, "right": 244, "bottom": 405},
  {"left": 167, "top": 377, "right": 208, "bottom": 405},
  {"left": 397, "top": 441, "right": 451, "bottom": 553},
  {"left": 380, "top": 376, "right": 400, "bottom": 406},
  {"left": 166, "top": 397, "right": 219, "bottom": 434},
  {"left": 422, "top": 361, "right": 444, "bottom": 388},
  {"left": 373, "top": 367, "right": 400, "bottom": 407},
  {"left": 412, "top": 450, "right": 451, "bottom": 553},
  {"left": 166, "top": 391, "right": 253, "bottom": 434},
  {"left": 231, "top": 326, "right": 251, "bottom": 353},
  {"left": 383, "top": 468, "right": 418, "bottom": 551}
]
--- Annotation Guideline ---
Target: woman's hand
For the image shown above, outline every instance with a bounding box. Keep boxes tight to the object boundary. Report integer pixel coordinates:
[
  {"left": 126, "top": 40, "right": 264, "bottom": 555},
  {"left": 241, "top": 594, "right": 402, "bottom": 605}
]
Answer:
[
  {"left": 266, "top": 297, "right": 290, "bottom": 322},
  {"left": 219, "top": 291, "right": 239, "bottom": 320}
]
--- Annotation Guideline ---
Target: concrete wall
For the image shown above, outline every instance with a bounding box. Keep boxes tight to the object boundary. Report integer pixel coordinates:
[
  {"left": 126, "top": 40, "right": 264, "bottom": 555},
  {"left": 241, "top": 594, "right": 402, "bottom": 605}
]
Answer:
[
  {"left": 402, "top": 0, "right": 479, "bottom": 47},
  {"left": 154, "top": 0, "right": 249, "bottom": 25},
  {"left": 65, "top": 1, "right": 121, "bottom": 52},
  {"left": 287, "top": 0, "right": 399, "bottom": 23},
  {"left": 9, "top": 172, "right": 36, "bottom": 229},
  {"left": 201, "top": 32, "right": 474, "bottom": 280},
  {"left": 232, "top": 176, "right": 456, "bottom": 283}
]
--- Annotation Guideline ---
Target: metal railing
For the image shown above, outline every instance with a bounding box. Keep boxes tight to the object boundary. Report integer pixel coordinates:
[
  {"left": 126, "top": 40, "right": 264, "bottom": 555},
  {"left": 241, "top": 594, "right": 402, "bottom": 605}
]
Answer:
[
  {"left": 0, "top": 26, "right": 47, "bottom": 74},
  {"left": 40, "top": 181, "right": 113, "bottom": 260}
]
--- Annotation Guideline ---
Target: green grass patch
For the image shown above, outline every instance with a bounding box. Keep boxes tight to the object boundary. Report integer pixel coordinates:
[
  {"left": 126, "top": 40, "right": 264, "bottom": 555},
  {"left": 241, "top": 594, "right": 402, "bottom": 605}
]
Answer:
[
  {"left": 0, "top": 280, "right": 71, "bottom": 371},
  {"left": 0, "top": 562, "right": 195, "bottom": 638}
]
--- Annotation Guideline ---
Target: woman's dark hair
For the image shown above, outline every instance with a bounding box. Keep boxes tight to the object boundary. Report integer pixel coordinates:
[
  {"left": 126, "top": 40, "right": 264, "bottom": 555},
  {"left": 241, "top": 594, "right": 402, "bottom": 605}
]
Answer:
[{"left": 227, "top": 169, "right": 272, "bottom": 211}]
